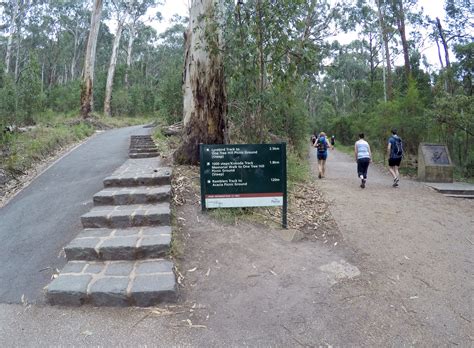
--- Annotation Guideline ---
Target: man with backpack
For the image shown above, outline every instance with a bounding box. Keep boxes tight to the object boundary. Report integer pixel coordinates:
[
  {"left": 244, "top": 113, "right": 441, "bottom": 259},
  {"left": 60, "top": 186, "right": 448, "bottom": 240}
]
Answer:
[
  {"left": 314, "top": 132, "right": 330, "bottom": 179},
  {"left": 387, "top": 128, "right": 403, "bottom": 187}
]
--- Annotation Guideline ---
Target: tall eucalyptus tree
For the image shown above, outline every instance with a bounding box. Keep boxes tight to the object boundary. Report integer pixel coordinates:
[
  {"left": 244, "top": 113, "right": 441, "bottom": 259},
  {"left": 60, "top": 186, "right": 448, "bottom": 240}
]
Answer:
[
  {"left": 175, "top": 0, "right": 227, "bottom": 165},
  {"left": 81, "top": 0, "right": 103, "bottom": 119}
]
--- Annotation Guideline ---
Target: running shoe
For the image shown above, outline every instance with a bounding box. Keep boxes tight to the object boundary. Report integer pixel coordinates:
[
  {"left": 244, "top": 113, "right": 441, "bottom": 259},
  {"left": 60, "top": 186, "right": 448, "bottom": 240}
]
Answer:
[
  {"left": 393, "top": 177, "right": 399, "bottom": 187},
  {"left": 361, "top": 178, "right": 366, "bottom": 188}
]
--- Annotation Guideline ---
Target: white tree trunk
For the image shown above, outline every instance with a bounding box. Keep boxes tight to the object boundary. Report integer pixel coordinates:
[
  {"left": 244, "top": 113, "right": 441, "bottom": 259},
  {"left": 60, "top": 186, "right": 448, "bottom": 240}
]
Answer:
[
  {"left": 124, "top": 24, "right": 136, "bottom": 88},
  {"left": 70, "top": 24, "right": 80, "bottom": 80},
  {"left": 4, "top": 0, "right": 20, "bottom": 74},
  {"left": 176, "top": 0, "right": 227, "bottom": 164},
  {"left": 14, "top": 33, "right": 21, "bottom": 82},
  {"left": 104, "top": 20, "right": 124, "bottom": 117},
  {"left": 80, "top": 0, "right": 103, "bottom": 119}
]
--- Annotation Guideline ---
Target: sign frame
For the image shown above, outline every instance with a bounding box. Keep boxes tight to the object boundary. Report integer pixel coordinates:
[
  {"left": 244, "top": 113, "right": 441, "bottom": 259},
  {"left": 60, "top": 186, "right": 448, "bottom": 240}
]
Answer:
[{"left": 200, "top": 143, "right": 287, "bottom": 228}]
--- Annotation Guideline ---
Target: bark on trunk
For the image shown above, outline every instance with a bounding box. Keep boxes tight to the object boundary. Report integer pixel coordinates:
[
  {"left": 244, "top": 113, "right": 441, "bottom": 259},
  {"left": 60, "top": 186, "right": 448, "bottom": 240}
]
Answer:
[
  {"left": 392, "top": 0, "right": 411, "bottom": 79},
  {"left": 4, "top": 0, "right": 19, "bottom": 74},
  {"left": 70, "top": 23, "right": 80, "bottom": 80},
  {"left": 436, "top": 17, "right": 450, "bottom": 68},
  {"left": 377, "top": 0, "right": 393, "bottom": 100},
  {"left": 104, "top": 20, "right": 124, "bottom": 117},
  {"left": 124, "top": 24, "right": 136, "bottom": 89},
  {"left": 14, "top": 34, "right": 20, "bottom": 82},
  {"left": 434, "top": 35, "right": 444, "bottom": 69},
  {"left": 174, "top": 0, "right": 228, "bottom": 165},
  {"left": 80, "top": 0, "right": 103, "bottom": 119}
]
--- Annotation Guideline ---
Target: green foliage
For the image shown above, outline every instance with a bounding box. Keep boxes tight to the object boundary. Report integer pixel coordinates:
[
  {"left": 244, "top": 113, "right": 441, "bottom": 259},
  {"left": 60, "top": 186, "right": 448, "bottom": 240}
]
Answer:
[
  {"left": 47, "top": 80, "right": 81, "bottom": 113},
  {"left": 17, "top": 54, "right": 46, "bottom": 125},
  {"left": 0, "top": 75, "right": 17, "bottom": 125},
  {"left": 3, "top": 123, "right": 94, "bottom": 174},
  {"left": 156, "top": 63, "right": 183, "bottom": 124},
  {"left": 287, "top": 149, "right": 310, "bottom": 187}
]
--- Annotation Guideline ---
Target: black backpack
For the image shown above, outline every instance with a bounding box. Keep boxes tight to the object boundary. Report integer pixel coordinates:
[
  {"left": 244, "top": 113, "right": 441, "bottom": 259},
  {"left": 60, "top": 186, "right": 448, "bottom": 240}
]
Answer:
[
  {"left": 391, "top": 136, "right": 403, "bottom": 159},
  {"left": 316, "top": 137, "right": 327, "bottom": 153}
]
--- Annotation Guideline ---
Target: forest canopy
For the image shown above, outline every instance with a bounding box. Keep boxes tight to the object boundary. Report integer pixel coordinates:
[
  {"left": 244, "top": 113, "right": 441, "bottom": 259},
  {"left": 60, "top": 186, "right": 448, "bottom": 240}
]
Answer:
[{"left": 0, "top": 0, "right": 472, "bottom": 177}]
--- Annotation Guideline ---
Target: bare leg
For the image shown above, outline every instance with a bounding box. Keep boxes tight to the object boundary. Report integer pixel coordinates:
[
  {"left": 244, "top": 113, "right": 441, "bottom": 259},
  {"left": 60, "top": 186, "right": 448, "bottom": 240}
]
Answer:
[
  {"left": 394, "top": 166, "right": 400, "bottom": 178},
  {"left": 388, "top": 166, "right": 397, "bottom": 179},
  {"left": 318, "top": 160, "right": 323, "bottom": 178},
  {"left": 321, "top": 160, "right": 326, "bottom": 177}
]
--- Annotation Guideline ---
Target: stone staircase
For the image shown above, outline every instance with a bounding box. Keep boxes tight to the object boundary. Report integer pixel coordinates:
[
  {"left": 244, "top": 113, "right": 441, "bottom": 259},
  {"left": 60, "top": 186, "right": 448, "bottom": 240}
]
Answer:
[
  {"left": 128, "top": 135, "right": 159, "bottom": 158},
  {"left": 46, "top": 145, "right": 177, "bottom": 307}
]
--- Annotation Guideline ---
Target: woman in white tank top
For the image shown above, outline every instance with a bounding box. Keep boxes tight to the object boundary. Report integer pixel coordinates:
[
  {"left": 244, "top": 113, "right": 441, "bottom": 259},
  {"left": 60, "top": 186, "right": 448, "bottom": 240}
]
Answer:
[{"left": 354, "top": 133, "right": 372, "bottom": 188}]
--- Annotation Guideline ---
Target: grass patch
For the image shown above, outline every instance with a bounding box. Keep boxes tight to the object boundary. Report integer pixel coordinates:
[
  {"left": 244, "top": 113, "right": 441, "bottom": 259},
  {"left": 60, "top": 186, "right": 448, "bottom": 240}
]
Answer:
[
  {"left": 287, "top": 150, "right": 311, "bottom": 188},
  {"left": 2, "top": 123, "right": 95, "bottom": 175},
  {"left": 208, "top": 207, "right": 251, "bottom": 225},
  {"left": 1, "top": 112, "right": 160, "bottom": 182}
]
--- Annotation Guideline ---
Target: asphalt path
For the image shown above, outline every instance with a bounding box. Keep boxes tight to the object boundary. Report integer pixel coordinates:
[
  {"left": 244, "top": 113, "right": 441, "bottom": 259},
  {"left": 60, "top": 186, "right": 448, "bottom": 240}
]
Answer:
[{"left": 0, "top": 125, "right": 149, "bottom": 304}]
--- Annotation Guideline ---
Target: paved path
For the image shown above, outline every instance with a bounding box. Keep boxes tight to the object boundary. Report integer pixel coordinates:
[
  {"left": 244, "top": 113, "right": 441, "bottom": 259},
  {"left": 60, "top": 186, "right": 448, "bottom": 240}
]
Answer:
[
  {"left": 0, "top": 144, "right": 471, "bottom": 346},
  {"left": 310, "top": 148, "right": 473, "bottom": 345},
  {"left": 0, "top": 126, "right": 149, "bottom": 304}
]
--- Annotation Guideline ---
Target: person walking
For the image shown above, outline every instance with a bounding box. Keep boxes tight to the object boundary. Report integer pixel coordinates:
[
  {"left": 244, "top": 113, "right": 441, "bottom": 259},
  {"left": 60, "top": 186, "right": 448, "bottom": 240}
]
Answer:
[
  {"left": 387, "top": 128, "right": 403, "bottom": 187},
  {"left": 354, "top": 133, "right": 372, "bottom": 188},
  {"left": 330, "top": 135, "right": 336, "bottom": 150},
  {"left": 314, "top": 132, "right": 330, "bottom": 179}
]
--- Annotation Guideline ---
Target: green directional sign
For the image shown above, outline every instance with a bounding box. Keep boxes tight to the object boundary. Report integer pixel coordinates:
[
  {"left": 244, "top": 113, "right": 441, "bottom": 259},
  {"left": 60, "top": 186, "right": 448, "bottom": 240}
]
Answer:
[{"left": 200, "top": 143, "right": 287, "bottom": 228}]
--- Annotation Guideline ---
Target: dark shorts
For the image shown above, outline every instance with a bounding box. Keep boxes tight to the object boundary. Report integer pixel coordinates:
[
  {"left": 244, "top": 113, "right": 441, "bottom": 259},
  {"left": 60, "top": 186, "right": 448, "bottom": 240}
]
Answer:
[
  {"left": 317, "top": 153, "right": 327, "bottom": 161},
  {"left": 388, "top": 157, "right": 402, "bottom": 167}
]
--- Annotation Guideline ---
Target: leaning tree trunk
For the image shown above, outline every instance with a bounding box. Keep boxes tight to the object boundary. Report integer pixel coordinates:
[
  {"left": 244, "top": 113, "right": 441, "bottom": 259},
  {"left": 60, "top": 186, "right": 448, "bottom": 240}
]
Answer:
[
  {"left": 104, "top": 19, "right": 124, "bottom": 117},
  {"left": 80, "top": 0, "right": 103, "bottom": 119},
  {"left": 174, "top": 0, "right": 228, "bottom": 165},
  {"left": 436, "top": 17, "right": 450, "bottom": 69}
]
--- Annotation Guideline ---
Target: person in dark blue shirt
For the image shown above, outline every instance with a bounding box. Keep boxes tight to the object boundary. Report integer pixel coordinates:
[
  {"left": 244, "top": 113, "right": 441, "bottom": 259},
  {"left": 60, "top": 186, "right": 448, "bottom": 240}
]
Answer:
[
  {"left": 387, "top": 129, "right": 403, "bottom": 187},
  {"left": 314, "top": 132, "right": 330, "bottom": 179}
]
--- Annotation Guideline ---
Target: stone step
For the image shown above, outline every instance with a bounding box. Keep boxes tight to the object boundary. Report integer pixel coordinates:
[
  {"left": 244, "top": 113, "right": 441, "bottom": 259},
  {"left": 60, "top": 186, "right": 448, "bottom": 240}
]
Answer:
[
  {"left": 103, "top": 166, "right": 171, "bottom": 187},
  {"left": 130, "top": 143, "right": 156, "bottom": 148},
  {"left": 131, "top": 135, "right": 153, "bottom": 139},
  {"left": 438, "top": 189, "right": 474, "bottom": 195},
  {"left": 129, "top": 152, "right": 159, "bottom": 159},
  {"left": 46, "top": 259, "right": 177, "bottom": 307},
  {"left": 64, "top": 226, "right": 171, "bottom": 261},
  {"left": 129, "top": 147, "right": 158, "bottom": 153},
  {"left": 81, "top": 204, "right": 170, "bottom": 228},
  {"left": 93, "top": 185, "right": 170, "bottom": 206},
  {"left": 425, "top": 182, "right": 474, "bottom": 196},
  {"left": 444, "top": 194, "right": 474, "bottom": 199},
  {"left": 130, "top": 139, "right": 154, "bottom": 142}
]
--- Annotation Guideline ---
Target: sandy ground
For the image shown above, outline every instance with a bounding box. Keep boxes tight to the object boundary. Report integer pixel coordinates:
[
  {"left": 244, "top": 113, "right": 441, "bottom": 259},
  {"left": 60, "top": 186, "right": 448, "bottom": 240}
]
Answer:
[{"left": 0, "top": 147, "right": 472, "bottom": 346}]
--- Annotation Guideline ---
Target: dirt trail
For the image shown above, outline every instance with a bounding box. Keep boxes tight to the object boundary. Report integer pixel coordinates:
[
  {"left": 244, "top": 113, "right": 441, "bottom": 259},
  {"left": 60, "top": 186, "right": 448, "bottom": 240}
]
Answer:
[
  {"left": 157, "top": 147, "right": 472, "bottom": 347},
  {"left": 310, "top": 148, "right": 473, "bottom": 345},
  {"left": 1, "top": 147, "right": 471, "bottom": 346}
]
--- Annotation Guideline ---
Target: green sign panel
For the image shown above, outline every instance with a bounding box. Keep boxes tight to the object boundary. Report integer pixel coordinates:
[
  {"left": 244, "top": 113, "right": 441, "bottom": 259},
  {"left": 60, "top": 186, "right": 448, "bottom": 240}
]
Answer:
[{"left": 200, "top": 143, "right": 287, "bottom": 227}]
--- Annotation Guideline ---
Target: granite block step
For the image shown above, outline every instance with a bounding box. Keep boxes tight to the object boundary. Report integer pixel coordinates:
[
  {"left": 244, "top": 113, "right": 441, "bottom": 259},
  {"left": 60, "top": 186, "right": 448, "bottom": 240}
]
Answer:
[
  {"left": 46, "top": 259, "right": 177, "bottom": 306},
  {"left": 444, "top": 194, "right": 474, "bottom": 199},
  {"left": 93, "top": 186, "right": 170, "bottom": 206},
  {"left": 64, "top": 226, "right": 172, "bottom": 261},
  {"left": 130, "top": 144, "right": 156, "bottom": 148},
  {"left": 81, "top": 204, "right": 170, "bottom": 228},
  {"left": 130, "top": 139, "right": 155, "bottom": 143},
  {"left": 103, "top": 166, "right": 171, "bottom": 187},
  {"left": 129, "top": 147, "right": 158, "bottom": 153},
  {"left": 129, "top": 152, "right": 159, "bottom": 159}
]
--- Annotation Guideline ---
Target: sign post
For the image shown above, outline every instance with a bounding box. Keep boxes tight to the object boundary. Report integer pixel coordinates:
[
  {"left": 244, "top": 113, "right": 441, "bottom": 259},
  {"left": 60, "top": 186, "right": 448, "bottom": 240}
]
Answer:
[{"left": 200, "top": 143, "right": 287, "bottom": 228}]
